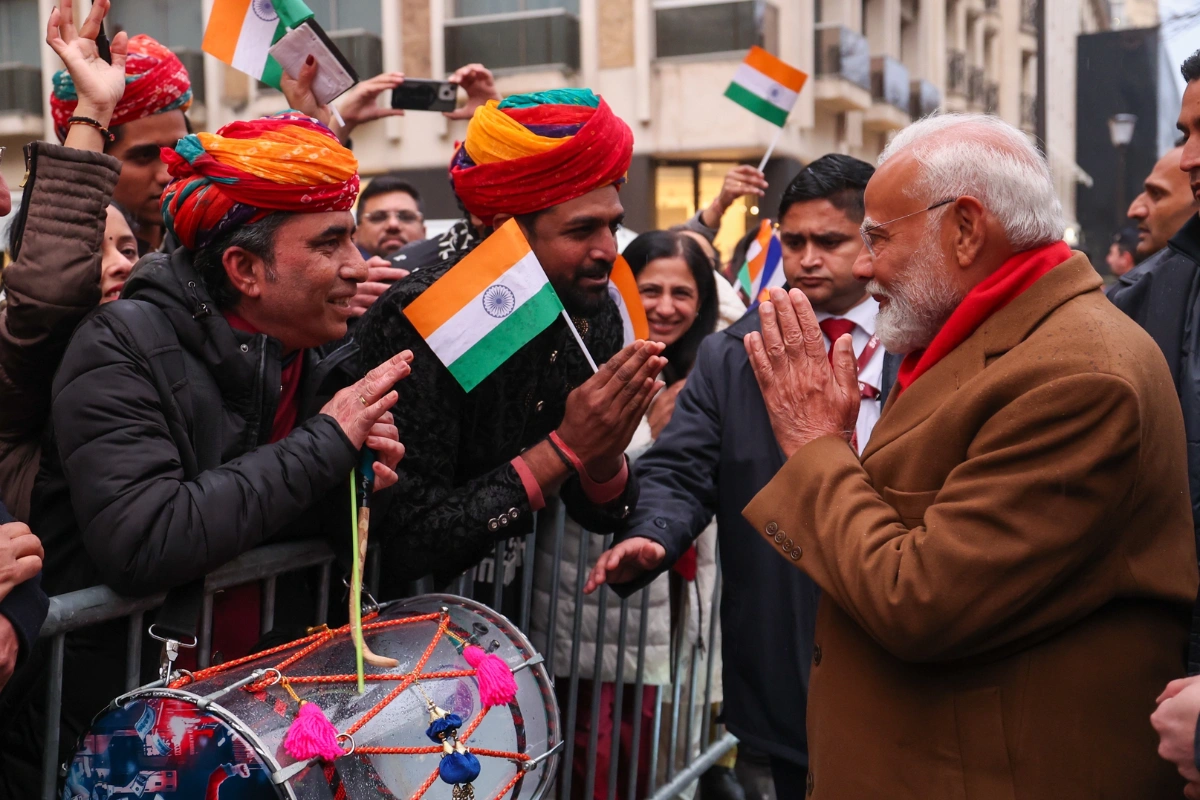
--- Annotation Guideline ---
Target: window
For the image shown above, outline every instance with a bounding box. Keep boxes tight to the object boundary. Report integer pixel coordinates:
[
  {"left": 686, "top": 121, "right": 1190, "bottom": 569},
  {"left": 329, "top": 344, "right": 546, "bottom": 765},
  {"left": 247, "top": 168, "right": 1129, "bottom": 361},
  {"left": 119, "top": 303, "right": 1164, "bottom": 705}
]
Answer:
[
  {"left": 0, "top": 0, "right": 40, "bottom": 66},
  {"left": 0, "top": 0, "right": 44, "bottom": 115},
  {"left": 108, "top": 0, "right": 204, "bottom": 50},
  {"left": 445, "top": 0, "right": 580, "bottom": 72},
  {"left": 655, "top": 0, "right": 777, "bottom": 60},
  {"left": 308, "top": 0, "right": 382, "bottom": 33}
]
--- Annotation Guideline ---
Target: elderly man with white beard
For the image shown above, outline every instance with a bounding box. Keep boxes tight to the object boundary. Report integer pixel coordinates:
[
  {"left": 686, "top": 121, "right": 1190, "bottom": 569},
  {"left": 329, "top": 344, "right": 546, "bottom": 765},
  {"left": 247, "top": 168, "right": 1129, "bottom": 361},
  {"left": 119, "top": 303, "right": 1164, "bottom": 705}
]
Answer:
[{"left": 739, "top": 113, "right": 1198, "bottom": 798}]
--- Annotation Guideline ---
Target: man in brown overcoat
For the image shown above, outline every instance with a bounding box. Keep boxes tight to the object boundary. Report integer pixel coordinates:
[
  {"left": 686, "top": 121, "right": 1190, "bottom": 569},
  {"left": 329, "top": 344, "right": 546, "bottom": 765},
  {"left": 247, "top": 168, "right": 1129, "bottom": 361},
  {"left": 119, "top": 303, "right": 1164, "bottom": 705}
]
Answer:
[{"left": 741, "top": 112, "right": 1199, "bottom": 798}]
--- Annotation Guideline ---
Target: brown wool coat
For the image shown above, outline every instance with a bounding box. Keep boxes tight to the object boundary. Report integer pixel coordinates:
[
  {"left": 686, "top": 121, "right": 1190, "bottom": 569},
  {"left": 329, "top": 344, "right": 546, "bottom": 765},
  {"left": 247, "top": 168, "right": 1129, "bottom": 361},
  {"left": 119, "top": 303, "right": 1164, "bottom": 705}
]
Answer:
[{"left": 743, "top": 253, "right": 1198, "bottom": 799}]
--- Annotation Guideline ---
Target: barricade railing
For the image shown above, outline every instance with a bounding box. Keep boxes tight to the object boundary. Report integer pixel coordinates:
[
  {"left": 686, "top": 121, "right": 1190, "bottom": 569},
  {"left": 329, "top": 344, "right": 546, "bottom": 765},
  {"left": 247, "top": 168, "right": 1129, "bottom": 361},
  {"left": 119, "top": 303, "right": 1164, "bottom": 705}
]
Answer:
[{"left": 35, "top": 498, "right": 731, "bottom": 800}]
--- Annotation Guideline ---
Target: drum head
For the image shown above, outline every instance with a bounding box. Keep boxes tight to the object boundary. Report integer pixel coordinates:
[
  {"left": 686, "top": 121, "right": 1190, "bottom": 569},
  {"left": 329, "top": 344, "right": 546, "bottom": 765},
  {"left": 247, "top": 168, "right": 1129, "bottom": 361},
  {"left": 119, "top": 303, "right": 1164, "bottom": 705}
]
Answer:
[{"left": 63, "top": 693, "right": 280, "bottom": 799}]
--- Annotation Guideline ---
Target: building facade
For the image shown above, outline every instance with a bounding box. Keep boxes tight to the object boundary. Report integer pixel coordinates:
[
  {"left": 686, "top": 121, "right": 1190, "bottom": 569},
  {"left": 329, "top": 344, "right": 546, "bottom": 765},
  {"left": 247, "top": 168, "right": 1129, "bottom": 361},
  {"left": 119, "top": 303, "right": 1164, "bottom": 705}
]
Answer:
[{"left": 1, "top": 0, "right": 1111, "bottom": 255}]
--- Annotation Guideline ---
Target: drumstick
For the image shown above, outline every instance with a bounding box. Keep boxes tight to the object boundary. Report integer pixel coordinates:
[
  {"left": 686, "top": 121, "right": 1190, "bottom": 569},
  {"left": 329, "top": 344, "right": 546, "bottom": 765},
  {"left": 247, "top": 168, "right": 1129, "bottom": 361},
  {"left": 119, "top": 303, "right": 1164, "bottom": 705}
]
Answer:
[{"left": 352, "top": 457, "right": 399, "bottom": 674}]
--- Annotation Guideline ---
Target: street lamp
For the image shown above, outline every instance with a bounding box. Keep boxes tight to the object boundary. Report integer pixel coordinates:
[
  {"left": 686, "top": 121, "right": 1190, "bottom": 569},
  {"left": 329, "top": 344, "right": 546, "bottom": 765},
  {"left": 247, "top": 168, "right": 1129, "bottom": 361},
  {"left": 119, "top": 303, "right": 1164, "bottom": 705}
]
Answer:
[{"left": 1109, "top": 113, "right": 1137, "bottom": 228}]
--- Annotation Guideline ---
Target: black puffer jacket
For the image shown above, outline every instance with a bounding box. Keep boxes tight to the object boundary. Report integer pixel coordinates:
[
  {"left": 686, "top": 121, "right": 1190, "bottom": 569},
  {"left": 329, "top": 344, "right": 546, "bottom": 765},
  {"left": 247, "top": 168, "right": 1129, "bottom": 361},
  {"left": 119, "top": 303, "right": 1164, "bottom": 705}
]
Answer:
[{"left": 32, "top": 248, "right": 360, "bottom": 598}]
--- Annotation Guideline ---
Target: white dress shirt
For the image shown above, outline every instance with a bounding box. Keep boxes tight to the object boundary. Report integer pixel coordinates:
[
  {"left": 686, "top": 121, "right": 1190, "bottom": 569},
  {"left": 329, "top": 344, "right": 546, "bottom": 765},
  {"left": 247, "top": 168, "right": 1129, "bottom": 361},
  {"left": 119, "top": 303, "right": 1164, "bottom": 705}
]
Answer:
[{"left": 816, "top": 296, "right": 884, "bottom": 454}]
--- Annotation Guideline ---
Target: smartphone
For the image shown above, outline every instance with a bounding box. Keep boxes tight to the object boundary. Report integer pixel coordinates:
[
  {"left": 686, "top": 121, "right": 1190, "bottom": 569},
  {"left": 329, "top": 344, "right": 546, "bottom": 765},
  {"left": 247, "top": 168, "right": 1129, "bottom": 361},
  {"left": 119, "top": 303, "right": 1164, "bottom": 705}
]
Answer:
[{"left": 391, "top": 79, "right": 458, "bottom": 113}]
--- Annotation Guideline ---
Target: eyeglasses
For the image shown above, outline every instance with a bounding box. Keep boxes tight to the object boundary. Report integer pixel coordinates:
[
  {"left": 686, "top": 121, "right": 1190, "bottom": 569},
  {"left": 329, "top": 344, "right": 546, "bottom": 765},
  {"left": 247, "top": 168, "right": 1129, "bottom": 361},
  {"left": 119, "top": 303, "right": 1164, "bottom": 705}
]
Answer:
[
  {"left": 859, "top": 197, "right": 956, "bottom": 258},
  {"left": 364, "top": 210, "right": 423, "bottom": 225}
]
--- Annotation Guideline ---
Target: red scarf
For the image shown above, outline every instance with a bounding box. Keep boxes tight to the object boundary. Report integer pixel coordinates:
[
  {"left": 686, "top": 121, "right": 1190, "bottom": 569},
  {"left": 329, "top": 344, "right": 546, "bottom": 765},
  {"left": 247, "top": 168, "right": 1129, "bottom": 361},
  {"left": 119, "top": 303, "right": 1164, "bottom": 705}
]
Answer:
[
  {"left": 895, "top": 241, "right": 1071, "bottom": 393},
  {"left": 224, "top": 313, "right": 305, "bottom": 443}
]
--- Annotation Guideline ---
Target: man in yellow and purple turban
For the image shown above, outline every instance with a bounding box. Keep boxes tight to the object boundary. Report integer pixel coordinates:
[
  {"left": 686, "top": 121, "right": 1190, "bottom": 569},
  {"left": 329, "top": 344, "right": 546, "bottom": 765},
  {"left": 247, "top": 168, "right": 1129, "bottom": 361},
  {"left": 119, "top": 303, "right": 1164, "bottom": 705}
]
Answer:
[
  {"left": 50, "top": 33, "right": 193, "bottom": 251},
  {"left": 353, "top": 88, "right": 664, "bottom": 612}
]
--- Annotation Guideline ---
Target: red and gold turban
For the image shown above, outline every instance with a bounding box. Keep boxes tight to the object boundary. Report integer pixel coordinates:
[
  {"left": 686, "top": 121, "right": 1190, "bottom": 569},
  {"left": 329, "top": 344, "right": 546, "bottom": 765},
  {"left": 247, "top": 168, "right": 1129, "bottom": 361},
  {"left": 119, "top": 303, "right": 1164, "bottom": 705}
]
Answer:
[
  {"left": 449, "top": 89, "right": 634, "bottom": 226},
  {"left": 160, "top": 111, "right": 360, "bottom": 251},
  {"left": 50, "top": 34, "right": 193, "bottom": 142}
]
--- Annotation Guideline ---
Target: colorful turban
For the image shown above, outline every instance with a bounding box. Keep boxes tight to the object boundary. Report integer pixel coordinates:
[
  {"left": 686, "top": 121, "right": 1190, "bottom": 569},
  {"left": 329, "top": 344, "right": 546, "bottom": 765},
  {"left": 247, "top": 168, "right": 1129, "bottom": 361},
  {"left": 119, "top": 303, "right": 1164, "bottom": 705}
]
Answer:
[
  {"left": 160, "top": 111, "right": 360, "bottom": 251},
  {"left": 449, "top": 89, "right": 634, "bottom": 226},
  {"left": 50, "top": 34, "right": 193, "bottom": 142}
]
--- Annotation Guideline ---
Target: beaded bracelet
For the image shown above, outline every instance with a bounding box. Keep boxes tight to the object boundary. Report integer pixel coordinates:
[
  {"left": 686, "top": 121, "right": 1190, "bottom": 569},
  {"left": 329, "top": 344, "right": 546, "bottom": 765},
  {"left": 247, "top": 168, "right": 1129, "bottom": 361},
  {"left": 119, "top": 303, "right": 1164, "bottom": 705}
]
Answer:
[{"left": 67, "top": 115, "right": 115, "bottom": 142}]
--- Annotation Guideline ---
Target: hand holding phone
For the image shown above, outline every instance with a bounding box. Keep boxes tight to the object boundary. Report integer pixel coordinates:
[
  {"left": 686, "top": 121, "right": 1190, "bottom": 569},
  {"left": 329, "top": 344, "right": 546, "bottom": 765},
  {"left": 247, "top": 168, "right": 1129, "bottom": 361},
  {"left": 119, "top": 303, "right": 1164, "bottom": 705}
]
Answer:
[{"left": 391, "top": 78, "right": 459, "bottom": 113}]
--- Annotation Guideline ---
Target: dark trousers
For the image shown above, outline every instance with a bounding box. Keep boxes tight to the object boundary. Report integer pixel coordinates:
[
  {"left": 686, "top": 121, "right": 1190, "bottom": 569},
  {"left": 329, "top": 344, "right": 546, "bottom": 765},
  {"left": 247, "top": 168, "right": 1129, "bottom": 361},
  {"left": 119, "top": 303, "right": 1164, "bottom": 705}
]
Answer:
[{"left": 769, "top": 755, "right": 809, "bottom": 799}]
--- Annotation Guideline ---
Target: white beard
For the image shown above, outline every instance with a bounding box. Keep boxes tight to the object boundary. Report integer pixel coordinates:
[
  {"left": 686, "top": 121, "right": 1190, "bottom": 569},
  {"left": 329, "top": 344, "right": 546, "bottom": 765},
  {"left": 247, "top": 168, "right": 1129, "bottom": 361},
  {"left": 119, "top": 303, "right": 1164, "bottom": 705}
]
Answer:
[{"left": 867, "top": 247, "right": 965, "bottom": 354}]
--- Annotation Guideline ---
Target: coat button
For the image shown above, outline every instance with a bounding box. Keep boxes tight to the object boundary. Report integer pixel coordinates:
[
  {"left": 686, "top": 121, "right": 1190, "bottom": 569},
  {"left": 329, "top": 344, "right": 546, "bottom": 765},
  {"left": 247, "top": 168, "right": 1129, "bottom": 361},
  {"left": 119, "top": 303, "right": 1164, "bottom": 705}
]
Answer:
[
  {"left": 765, "top": 521, "right": 778, "bottom": 535},
  {"left": 813, "top": 644, "right": 822, "bottom": 666},
  {"left": 654, "top": 518, "right": 667, "bottom": 529},
  {"left": 790, "top": 546, "right": 802, "bottom": 560},
  {"left": 780, "top": 540, "right": 791, "bottom": 554},
  {"left": 549, "top": 350, "right": 558, "bottom": 364},
  {"left": 536, "top": 401, "right": 545, "bottom": 412},
  {"left": 488, "top": 519, "right": 499, "bottom": 532},
  {"left": 806, "top": 771, "right": 814, "bottom": 795},
  {"left": 499, "top": 514, "right": 510, "bottom": 527},
  {"left": 508, "top": 507, "right": 519, "bottom": 519},
  {"left": 621, "top": 505, "right": 631, "bottom": 518},
  {"left": 774, "top": 531, "right": 785, "bottom": 544}
]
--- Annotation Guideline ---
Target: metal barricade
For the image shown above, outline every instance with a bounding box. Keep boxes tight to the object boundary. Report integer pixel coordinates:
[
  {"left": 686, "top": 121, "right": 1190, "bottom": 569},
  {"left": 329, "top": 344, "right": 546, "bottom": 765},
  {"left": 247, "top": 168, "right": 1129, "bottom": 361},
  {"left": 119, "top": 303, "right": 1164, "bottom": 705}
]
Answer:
[{"left": 34, "top": 500, "right": 733, "bottom": 800}]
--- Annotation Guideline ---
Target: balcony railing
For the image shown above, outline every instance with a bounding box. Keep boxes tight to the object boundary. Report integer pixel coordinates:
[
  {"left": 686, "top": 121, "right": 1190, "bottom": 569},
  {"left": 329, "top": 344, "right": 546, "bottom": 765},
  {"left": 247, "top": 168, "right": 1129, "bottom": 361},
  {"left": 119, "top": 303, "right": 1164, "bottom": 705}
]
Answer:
[
  {"left": 985, "top": 81, "right": 999, "bottom": 114},
  {"left": 655, "top": 0, "right": 778, "bottom": 59},
  {"left": 967, "top": 65, "right": 986, "bottom": 105},
  {"left": 445, "top": 8, "right": 581, "bottom": 72},
  {"left": 815, "top": 24, "right": 871, "bottom": 91},
  {"left": 870, "top": 56, "right": 910, "bottom": 112},
  {"left": 947, "top": 50, "right": 966, "bottom": 97},
  {"left": 910, "top": 78, "right": 941, "bottom": 119},
  {"left": 0, "top": 64, "right": 42, "bottom": 116}
]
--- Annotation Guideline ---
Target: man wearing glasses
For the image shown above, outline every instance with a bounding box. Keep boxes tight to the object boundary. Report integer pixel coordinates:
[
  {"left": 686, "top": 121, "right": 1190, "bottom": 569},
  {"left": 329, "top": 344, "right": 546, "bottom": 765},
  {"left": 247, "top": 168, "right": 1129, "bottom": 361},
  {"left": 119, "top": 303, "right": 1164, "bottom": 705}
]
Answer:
[{"left": 354, "top": 173, "right": 428, "bottom": 259}]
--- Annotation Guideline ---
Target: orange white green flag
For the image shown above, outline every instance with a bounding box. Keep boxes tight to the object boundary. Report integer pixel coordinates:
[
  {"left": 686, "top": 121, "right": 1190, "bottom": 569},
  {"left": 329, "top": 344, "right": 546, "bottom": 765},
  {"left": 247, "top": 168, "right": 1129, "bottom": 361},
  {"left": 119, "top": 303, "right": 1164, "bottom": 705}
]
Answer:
[
  {"left": 607, "top": 255, "right": 650, "bottom": 347},
  {"left": 724, "top": 46, "right": 808, "bottom": 127},
  {"left": 739, "top": 219, "right": 785, "bottom": 306},
  {"left": 404, "top": 219, "right": 565, "bottom": 392},
  {"left": 203, "top": 0, "right": 313, "bottom": 89}
]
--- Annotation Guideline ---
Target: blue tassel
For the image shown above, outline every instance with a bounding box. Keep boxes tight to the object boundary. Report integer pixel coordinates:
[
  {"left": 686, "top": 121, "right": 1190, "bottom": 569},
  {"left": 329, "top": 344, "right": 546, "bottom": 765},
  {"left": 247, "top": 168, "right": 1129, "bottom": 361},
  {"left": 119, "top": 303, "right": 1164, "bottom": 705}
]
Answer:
[
  {"left": 439, "top": 751, "right": 481, "bottom": 784},
  {"left": 425, "top": 713, "right": 463, "bottom": 743}
]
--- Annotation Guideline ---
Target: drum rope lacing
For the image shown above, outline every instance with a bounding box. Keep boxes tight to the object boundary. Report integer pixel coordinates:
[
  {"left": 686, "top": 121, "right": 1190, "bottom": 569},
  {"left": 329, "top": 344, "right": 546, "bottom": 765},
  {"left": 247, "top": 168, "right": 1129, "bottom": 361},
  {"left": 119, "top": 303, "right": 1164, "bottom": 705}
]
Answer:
[{"left": 167, "top": 610, "right": 534, "bottom": 800}]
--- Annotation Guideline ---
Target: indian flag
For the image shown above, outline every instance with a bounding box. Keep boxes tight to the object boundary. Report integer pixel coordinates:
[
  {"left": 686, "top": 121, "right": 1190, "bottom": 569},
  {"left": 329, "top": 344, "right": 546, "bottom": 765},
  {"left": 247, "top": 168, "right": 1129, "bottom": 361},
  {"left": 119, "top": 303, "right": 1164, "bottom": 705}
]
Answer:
[
  {"left": 607, "top": 255, "right": 649, "bottom": 347},
  {"left": 739, "top": 219, "right": 785, "bottom": 306},
  {"left": 404, "top": 219, "right": 564, "bottom": 393},
  {"left": 203, "top": 0, "right": 313, "bottom": 89},
  {"left": 724, "top": 46, "right": 808, "bottom": 127}
]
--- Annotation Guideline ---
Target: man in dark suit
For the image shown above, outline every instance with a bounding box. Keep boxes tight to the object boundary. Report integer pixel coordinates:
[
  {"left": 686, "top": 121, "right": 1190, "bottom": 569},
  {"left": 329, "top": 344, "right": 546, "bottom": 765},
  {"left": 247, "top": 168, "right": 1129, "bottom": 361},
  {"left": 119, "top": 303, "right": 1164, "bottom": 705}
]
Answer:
[{"left": 584, "top": 154, "right": 899, "bottom": 798}]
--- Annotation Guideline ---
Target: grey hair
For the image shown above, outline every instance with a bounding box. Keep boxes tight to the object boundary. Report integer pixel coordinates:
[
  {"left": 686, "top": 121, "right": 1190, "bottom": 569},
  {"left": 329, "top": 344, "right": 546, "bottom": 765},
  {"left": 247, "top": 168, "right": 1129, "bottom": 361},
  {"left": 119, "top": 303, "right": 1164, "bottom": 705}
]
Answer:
[
  {"left": 192, "top": 213, "right": 290, "bottom": 309},
  {"left": 878, "top": 113, "right": 1065, "bottom": 251}
]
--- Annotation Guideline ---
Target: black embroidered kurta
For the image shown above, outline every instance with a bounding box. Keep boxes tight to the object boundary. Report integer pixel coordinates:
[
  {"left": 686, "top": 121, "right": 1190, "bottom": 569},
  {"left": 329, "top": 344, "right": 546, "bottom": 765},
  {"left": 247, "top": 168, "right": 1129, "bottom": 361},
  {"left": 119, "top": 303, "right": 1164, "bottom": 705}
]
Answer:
[{"left": 355, "top": 257, "right": 638, "bottom": 592}]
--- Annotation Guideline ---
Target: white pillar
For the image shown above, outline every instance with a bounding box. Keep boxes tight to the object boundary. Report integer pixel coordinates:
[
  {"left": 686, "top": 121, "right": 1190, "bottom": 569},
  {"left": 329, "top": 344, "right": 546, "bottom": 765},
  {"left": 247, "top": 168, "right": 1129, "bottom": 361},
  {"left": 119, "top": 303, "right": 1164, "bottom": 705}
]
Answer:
[{"left": 381, "top": 0, "right": 404, "bottom": 141}]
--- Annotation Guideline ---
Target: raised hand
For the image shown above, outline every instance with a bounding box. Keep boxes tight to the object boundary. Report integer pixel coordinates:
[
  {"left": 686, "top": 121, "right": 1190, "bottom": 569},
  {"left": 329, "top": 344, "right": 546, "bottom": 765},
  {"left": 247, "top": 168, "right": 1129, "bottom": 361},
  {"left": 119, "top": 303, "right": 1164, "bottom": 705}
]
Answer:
[
  {"left": 583, "top": 537, "right": 667, "bottom": 594},
  {"left": 349, "top": 256, "right": 409, "bottom": 317},
  {"left": 443, "top": 63, "right": 501, "bottom": 120},
  {"left": 281, "top": 64, "right": 406, "bottom": 144},
  {"left": 701, "top": 165, "right": 768, "bottom": 229},
  {"left": 46, "top": 0, "right": 128, "bottom": 125},
  {"left": 320, "top": 350, "right": 413, "bottom": 449},
  {"left": 556, "top": 341, "right": 667, "bottom": 480},
  {"left": 744, "top": 287, "right": 860, "bottom": 458}
]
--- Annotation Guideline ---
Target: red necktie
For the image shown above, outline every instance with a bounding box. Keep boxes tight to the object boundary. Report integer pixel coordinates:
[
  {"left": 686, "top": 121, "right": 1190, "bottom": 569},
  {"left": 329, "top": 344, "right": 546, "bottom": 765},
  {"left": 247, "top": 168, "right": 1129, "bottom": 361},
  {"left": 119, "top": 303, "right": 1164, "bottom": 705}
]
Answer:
[{"left": 818, "top": 318, "right": 857, "bottom": 364}]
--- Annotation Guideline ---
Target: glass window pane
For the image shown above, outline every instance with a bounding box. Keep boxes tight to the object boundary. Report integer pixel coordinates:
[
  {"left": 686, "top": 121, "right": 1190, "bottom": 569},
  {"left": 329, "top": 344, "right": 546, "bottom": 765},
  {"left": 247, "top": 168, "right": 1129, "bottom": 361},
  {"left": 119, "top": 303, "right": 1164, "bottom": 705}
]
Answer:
[
  {"left": 655, "top": 165, "right": 696, "bottom": 230},
  {"left": 0, "top": 0, "right": 41, "bottom": 65},
  {"left": 108, "top": 0, "right": 202, "bottom": 50},
  {"left": 335, "top": 0, "right": 381, "bottom": 31},
  {"left": 445, "top": 13, "right": 578, "bottom": 71},
  {"left": 655, "top": 1, "right": 761, "bottom": 59},
  {"left": 455, "top": 0, "right": 522, "bottom": 17}
]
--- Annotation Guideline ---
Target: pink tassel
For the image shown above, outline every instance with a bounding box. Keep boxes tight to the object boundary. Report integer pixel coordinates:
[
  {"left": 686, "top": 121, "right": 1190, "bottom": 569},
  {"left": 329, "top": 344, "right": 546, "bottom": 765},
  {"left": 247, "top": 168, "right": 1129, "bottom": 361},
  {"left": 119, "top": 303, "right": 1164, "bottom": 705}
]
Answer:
[
  {"left": 463, "top": 645, "right": 517, "bottom": 707},
  {"left": 284, "top": 701, "right": 345, "bottom": 762}
]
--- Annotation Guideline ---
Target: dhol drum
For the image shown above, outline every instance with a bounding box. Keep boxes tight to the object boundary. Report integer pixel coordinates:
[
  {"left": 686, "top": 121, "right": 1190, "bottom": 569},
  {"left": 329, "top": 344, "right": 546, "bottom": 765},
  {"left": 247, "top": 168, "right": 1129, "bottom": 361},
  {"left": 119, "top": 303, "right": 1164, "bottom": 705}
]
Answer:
[{"left": 62, "top": 595, "right": 561, "bottom": 800}]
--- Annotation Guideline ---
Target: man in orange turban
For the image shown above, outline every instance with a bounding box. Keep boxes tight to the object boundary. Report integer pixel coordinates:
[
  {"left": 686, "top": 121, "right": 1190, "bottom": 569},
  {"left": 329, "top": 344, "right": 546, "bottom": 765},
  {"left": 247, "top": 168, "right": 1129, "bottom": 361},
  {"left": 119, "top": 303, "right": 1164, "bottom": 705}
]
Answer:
[
  {"left": 26, "top": 112, "right": 413, "bottom": 773},
  {"left": 50, "top": 32, "right": 193, "bottom": 252}
]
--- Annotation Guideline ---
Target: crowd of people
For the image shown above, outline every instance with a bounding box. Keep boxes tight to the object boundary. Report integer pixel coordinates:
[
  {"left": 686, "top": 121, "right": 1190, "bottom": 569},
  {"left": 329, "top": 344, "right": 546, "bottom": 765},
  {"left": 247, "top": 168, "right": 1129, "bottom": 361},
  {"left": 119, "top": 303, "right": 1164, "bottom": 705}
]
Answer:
[{"left": 5, "top": 0, "right": 1200, "bottom": 797}]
